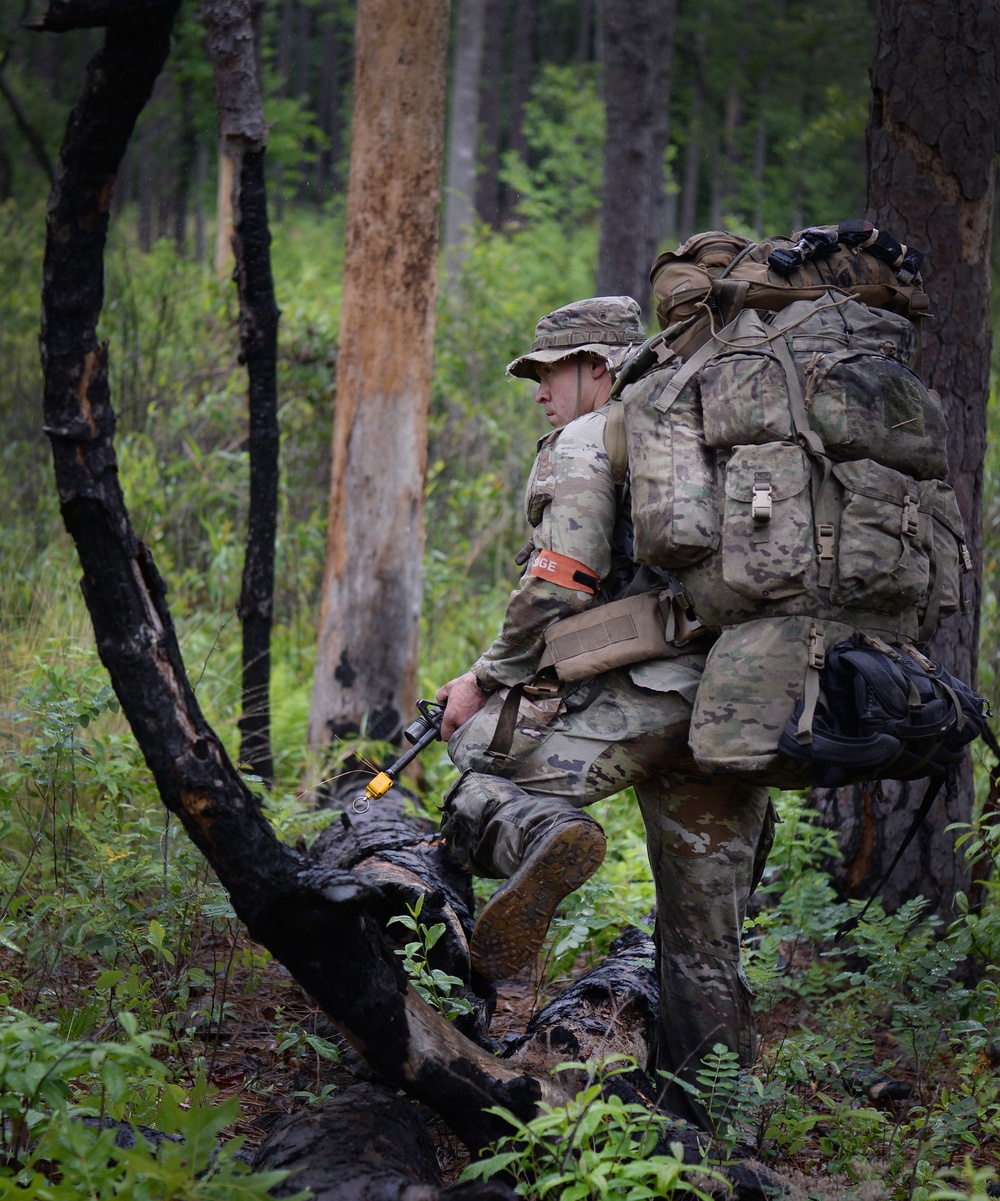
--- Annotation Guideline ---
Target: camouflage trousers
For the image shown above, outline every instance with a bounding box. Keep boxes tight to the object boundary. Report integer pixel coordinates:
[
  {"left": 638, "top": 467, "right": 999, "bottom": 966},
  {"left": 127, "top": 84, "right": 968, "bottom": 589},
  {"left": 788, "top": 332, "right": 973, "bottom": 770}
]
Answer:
[{"left": 441, "top": 663, "right": 774, "bottom": 1129}]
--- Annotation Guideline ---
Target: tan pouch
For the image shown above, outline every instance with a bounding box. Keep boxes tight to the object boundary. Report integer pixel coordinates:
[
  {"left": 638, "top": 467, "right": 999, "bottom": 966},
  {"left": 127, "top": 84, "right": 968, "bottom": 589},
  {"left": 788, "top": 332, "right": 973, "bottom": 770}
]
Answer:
[{"left": 538, "top": 592, "right": 679, "bottom": 682}]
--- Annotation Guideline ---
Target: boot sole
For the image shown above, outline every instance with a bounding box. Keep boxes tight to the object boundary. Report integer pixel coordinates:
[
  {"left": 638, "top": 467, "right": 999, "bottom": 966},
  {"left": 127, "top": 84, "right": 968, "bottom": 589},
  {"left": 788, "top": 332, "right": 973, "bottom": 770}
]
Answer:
[{"left": 470, "top": 822, "right": 607, "bottom": 981}]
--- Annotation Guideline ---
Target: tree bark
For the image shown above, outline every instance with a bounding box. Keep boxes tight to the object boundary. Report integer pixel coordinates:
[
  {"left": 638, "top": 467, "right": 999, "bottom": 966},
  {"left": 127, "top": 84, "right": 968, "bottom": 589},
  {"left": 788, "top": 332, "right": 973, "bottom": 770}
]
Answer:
[
  {"left": 173, "top": 74, "right": 194, "bottom": 253},
  {"left": 813, "top": 0, "right": 999, "bottom": 918},
  {"left": 501, "top": 0, "right": 534, "bottom": 220},
  {"left": 596, "top": 0, "right": 676, "bottom": 314},
  {"left": 308, "top": 0, "right": 448, "bottom": 752},
  {"left": 313, "top": 790, "right": 496, "bottom": 1045},
  {"left": 203, "top": 0, "right": 280, "bottom": 784},
  {"left": 444, "top": 0, "right": 487, "bottom": 270},
  {"left": 504, "top": 925, "right": 659, "bottom": 1088}
]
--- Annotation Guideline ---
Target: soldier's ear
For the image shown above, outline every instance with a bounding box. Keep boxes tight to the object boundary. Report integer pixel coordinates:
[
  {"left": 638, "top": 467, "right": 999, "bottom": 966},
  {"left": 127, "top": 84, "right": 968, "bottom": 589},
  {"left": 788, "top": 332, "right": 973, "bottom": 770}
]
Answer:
[{"left": 588, "top": 355, "right": 610, "bottom": 380}]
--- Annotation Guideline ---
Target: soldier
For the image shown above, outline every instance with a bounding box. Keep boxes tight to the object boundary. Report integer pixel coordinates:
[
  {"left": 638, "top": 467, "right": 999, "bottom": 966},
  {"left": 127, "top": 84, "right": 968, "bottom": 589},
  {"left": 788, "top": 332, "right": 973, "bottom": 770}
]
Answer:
[{"left": 436, "top": 297, "right": 774, "bottom": 1130}]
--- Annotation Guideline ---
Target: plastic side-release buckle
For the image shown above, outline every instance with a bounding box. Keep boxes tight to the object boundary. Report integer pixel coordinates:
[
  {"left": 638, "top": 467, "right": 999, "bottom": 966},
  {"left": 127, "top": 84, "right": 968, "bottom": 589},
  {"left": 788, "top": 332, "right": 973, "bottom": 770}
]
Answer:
[
  {"left": 816, "top": 523, "right": 835, "bottom": 561},
  {"left": 807, "top": 624, "right": 826, "bottom": 671},
  {"left": 902, "top": 496, "right": 921, "bottom": 540},
  {"left": 751, "top": 472, "right": 772, "bottom": 523}
]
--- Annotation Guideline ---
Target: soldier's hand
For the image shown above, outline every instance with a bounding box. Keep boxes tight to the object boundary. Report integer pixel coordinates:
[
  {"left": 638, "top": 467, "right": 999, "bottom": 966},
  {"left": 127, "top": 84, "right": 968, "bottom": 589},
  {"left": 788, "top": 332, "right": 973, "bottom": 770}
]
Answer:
[{"left": 436, "top": 671, "right": 490, "bottom": 741}]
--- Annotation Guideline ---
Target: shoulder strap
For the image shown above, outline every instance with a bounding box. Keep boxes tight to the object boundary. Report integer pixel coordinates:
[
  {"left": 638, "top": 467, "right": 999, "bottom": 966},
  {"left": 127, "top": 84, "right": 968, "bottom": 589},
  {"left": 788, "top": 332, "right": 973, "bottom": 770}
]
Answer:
[{"left": 604, "top": 400, "right": 628, "bottom": 486}]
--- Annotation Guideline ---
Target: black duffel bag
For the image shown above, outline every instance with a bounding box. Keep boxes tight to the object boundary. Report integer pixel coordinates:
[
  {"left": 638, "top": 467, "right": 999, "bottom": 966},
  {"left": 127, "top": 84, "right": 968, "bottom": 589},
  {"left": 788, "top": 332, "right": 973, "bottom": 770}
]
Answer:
[{"left": 778, "top": 637, "right": 990, "bottom": 789}]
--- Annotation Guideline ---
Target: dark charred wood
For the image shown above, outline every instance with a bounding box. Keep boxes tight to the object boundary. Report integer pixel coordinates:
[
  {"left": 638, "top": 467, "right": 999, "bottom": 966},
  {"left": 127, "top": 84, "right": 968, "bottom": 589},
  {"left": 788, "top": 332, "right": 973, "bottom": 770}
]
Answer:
[
  {"left": 315, "top": 791, "right": 495, "bottom": 1043},
  {"left": 253, "top": 1084, "right": 520, "bottom": 1200},
  {"left": 232, "top": 145, "right": 279, "bottom": 782},
  {"left": 252, "top": 1083, "right": 443, "bottom": 1199},
  {"left": 504, "top": 924, "right": 658, "bottom": 1094},
  {"left": 203, "top": 1, "right": 280, "bottom": 782},
  {"left": 27, "top": 0, "right": 176, "bottom": 31}
]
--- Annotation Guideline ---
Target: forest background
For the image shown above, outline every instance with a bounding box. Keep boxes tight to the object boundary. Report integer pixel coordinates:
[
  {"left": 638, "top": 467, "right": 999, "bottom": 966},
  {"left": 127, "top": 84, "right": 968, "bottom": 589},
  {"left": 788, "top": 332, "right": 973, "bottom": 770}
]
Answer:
[{"left": 2, "top": 0, "right": 1000, "bottom": 1197}]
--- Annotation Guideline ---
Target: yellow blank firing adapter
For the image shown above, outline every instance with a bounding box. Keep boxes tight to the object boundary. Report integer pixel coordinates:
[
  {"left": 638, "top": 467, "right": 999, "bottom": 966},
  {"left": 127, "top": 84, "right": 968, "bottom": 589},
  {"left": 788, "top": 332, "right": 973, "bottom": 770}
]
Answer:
[{"left": 351, "top": 700, "right": 444, "bottom": 814}]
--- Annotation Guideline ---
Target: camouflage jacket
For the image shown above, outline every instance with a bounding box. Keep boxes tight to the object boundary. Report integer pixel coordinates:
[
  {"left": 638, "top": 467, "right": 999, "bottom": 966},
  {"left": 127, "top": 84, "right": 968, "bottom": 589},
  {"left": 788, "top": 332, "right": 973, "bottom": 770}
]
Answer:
[{"left": 472, "top": 408, "right": 636, "bottom": 691}]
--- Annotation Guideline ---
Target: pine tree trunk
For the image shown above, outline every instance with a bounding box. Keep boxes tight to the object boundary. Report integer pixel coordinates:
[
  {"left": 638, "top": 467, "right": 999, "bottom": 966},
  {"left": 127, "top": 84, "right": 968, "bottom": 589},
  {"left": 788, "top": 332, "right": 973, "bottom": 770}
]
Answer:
[
  {"left": 174, "top": 75, "right": 194, "bottom": 253},
  {"left": 596, "top": 0, "right": 676, "bottom": 313},
  {"left": 813, "top": 0, "right": 999, "bottom": 918},
  {"left": 308, "top": 0, "right": 449, "bottom": 754}
]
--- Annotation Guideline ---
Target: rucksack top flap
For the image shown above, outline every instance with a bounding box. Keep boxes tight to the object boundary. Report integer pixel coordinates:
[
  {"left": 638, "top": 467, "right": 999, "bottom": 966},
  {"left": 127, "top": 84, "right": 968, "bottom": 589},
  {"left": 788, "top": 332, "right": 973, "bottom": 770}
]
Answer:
[
  {"left": 831, "top": 458, "right": 920, "bottom": 507},
  {"left": 771, "top": 293, "right": 920, "bottom": 364}
]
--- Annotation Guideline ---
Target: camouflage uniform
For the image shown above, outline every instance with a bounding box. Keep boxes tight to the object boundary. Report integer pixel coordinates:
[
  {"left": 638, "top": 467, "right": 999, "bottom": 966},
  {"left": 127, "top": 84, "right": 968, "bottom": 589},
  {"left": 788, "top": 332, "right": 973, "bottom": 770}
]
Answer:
[{"left": 441, "top": 298, "right": 774, "bottom": 1129}]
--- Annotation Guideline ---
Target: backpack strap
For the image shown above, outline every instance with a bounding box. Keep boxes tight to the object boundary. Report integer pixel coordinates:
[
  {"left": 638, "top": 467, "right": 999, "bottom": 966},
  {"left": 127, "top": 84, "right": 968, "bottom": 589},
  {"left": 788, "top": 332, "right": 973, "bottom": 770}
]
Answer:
[
  {"left": 652, "top": 334, "right": 720, "bottom": 414},
  {"left": 604, "top": 399, "right": 628, "bottom": 486},
  {"left": 769, "top": 329, "right": 840, "bottom": 591},
  {"left": 835, "top": 769, "right": 951, "bottom": 942}
]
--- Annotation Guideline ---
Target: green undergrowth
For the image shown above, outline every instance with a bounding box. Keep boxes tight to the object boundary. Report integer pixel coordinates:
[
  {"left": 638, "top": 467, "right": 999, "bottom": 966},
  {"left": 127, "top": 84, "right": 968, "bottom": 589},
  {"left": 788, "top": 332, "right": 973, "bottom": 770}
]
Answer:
[{"left": 9, "top": 639, "right": 1000, "bottom": 1195}]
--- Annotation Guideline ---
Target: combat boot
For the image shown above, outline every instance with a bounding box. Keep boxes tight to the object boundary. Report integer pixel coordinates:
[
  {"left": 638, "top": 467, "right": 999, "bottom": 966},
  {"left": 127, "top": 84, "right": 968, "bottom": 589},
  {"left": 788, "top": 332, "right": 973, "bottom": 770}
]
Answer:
[{"left": 469, "top": 814, "right": 606, "bottom": 980}]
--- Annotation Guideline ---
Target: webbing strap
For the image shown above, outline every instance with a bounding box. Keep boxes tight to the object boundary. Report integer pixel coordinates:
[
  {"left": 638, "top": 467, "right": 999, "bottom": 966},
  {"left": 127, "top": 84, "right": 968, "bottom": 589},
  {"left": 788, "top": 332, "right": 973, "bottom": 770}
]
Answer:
[
  {"left": 795, "top": 623, "right": 826, "bottom": 744},
  {"left": 835, "top": 771, "right": 949, "bottom": 942},
  {"left": 604, "top": 400, "right": 628, "bottom": 486},
  {"left": 770, "top": 330, "right": 838, "bottom": 588},
  {"left": 483, "top": 682, "right": 527, "bottom": 765},
  {"left": 653, "top": 334, "right": 720, "bottom": 413}
]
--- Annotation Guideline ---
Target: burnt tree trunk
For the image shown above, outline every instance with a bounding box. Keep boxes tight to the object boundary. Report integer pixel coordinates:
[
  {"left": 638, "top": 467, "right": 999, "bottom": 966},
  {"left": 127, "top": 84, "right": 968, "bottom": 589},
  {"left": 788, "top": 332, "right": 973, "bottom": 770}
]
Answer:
[
  {"left": 813, "top": 0, "right": 1000, "bottom": 918},
  {"left": 313, "top": 790, "right": 496, "bottom": 1044},
  {"left": 501, "top": 0, "right": 533, "bottom": 221},
  {"left": 596, "top": 0, "right": 676, "bottom": 314},
  {"left": 308, "top": 0, "right": 448, "bottom": 753},
  {"left": 204, "top": 0, "right": 280, "bottom": 783}
]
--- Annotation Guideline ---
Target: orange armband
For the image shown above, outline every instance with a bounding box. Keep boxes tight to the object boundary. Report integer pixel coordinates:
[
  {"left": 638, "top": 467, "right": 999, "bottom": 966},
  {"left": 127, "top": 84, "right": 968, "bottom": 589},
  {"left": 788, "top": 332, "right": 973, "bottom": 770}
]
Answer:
[{"left": 528, "top": 549, "right": 601, "bottom": 594}]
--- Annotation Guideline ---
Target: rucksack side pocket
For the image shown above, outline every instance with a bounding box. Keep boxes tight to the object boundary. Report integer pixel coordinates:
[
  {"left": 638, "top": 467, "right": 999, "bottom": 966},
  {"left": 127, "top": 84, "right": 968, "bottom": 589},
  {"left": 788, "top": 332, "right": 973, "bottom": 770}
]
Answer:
[
  {"left": 721, "top": 442, "right": 813, "bottom": 601},
  {"left": 917, "top": 480, "right": 971, "bottom": 638},
  {"left": 831, "top": 459, "right": 930, "bottom": 614},
  {"left": 625, "top": 368, "right": 720, "bottom": 568}
]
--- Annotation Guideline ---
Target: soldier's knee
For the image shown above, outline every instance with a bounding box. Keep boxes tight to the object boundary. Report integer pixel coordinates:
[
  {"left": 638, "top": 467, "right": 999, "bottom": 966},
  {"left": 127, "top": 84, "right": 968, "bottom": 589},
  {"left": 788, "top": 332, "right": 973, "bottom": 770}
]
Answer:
[{"left": 440, "top": 772, "right": 528, "bottom": 871}]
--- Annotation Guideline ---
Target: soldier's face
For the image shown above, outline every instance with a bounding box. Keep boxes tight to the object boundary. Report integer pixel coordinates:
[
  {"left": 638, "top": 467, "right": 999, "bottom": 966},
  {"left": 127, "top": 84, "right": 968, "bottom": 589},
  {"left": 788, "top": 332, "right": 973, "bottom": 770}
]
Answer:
[{"left": 534, "top": 356, "right": 609, "bottom": 428}]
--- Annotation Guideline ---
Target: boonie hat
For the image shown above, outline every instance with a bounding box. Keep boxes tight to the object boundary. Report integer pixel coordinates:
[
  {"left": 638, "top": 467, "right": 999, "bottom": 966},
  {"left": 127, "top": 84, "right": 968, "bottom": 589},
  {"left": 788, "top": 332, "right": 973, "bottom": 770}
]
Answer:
[{"left": 507, "top": 296, "right": 646, "bottom": 381}]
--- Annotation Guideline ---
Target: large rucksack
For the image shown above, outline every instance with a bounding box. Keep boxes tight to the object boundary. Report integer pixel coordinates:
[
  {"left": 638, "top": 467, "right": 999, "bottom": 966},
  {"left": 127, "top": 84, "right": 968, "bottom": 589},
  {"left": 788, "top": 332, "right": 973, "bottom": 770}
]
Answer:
[{"left": 605, "top": 222, "right": 987, "bottom": 789}]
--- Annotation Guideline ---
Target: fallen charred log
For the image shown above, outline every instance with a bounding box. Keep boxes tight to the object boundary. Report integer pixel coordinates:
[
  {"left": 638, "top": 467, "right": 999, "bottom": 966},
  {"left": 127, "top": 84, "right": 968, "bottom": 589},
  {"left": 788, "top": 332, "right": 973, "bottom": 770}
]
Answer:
[
  {"left": 252, "top": 1083, "right": 517, "bottom": 1201},
  {"left": 313, "top": 790, "right": 494, "bottom": 1043}
]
